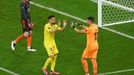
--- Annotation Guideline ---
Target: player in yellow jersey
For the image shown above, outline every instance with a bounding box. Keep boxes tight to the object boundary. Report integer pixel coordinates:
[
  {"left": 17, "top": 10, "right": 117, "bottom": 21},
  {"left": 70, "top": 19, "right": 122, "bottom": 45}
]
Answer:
[
  {"left": 42, "top": 15, "right": 67, "bottom": 75},
  {"left": 71, "top": 17, "right": 99, "bottom": 75}
]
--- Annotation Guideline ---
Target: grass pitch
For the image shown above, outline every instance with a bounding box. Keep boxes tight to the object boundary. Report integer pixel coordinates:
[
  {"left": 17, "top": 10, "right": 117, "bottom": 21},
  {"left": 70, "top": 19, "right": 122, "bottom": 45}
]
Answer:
[{"left": 0, "top": 0, "right": 134, "bottom": 75}]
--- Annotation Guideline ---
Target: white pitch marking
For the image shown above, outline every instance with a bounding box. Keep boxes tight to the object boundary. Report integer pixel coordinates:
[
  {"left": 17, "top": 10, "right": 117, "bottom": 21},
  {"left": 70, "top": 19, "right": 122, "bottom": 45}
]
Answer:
[
  {"left": 98, "top": 68, "right": 134, "bottom": 75},
  {"left": 0, "top": 67, "right": 19, "bottom": 75},
  {"left": 90, "top": 0, "right": 97, "bottom": 3},
  {"left": 101, "top": 27, "right": 134, "bottom": 39},
  {"left": 103, "top": 20, "right": 134, "bottom": 27},
  {"left": 30, "top": 2, "right": 86, "bottom": 23}
]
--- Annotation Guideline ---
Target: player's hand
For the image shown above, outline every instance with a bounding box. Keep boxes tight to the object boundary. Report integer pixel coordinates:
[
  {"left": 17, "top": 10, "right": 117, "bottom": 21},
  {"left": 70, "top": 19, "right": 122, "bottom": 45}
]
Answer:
[
  {"left": 57, "top": 19, "right": 61, "bottom": 26},
  {"left": 28, "top": 22, "right": 34, "bottom": 29},
  {"left": 75, "top": 20, "right": 83, "bottom": 27},
  {"left": 62, "top": 19, "right": 67, "bottom": 28},
  {"left": 50, "top": 54, "right": 55, "bottom": 58},
  {"left": 70, "top": 22, "right": 75, "bottom": 29}
]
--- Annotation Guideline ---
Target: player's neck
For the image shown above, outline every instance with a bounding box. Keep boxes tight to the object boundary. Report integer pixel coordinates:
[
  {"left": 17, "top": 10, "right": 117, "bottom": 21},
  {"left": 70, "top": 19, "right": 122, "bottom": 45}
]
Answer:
[
  {"left": 89, "top": 23, "right": 94, "bottom": 26},
  {"left": 22, "top": 0, "right": 28, "bottom": 3},
  {"left": 49, "top": 22, "right": 53, "bottom": 26}
]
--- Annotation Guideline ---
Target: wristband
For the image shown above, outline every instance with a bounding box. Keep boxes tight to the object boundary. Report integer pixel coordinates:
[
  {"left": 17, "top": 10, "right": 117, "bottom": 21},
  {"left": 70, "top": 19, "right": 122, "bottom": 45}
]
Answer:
[{"left": 80, "top": 24, "right": 82, "bottom": 27}]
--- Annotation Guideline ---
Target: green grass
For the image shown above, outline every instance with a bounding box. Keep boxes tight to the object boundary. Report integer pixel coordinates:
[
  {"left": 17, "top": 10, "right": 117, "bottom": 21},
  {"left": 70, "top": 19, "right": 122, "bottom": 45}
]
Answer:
[
  {"left": 108, "top": 22, "right": 134, "bottom": 36},
  {"left": 0, "top": 0, "right": 134, "bottom": 75}
]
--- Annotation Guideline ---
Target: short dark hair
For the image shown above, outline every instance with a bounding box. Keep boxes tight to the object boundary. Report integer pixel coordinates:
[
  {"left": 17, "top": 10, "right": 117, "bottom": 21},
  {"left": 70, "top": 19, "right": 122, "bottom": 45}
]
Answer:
[
  {"left": 48, "top": 15, "right": 55, "bottom": 19},
  {"left": 87, "top": 16, "right": 94, "bottom": 22}
]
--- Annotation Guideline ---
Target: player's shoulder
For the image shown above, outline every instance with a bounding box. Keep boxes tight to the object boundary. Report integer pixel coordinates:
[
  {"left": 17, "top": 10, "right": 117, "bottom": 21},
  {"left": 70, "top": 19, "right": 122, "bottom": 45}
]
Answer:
[
  {"left": 45, "top": 23, "right": 50, "bottom": 27},
  {"left": 93, "top": 24, "right": 98, "bottom": 27},
  {"left": 93, "top": 24, "right": 98, "bottom": 29},
  {"left": 93, "top": 24, "right": 99, "bottom": 32},
  {"left": 55, "top": 24, "right": 59, "bottom": 27}
]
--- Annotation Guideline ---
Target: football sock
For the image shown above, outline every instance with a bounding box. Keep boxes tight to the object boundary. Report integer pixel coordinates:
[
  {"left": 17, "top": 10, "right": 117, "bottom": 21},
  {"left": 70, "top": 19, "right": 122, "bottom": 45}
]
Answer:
[
  {"left": 51, "top": 55, "right": 57, "bottom": 71},
  {"left": 15, "top": 34, "right": 25, "bottom": 43},
  {"left": 27, "top": 34, "right": 32, "bottom": 48},
  {"left": 44, "top": 57, "right": 52, "bottom": 69},
  {"left": 81, "top": 58, "right": 89, "bottom": 74},
  {"left": 91, "top": 59, "right": 98, "bottom": 75}
]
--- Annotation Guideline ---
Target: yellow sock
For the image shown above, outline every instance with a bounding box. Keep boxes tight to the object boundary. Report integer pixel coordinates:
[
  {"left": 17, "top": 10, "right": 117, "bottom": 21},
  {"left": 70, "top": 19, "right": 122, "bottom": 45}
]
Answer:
[
  {"left": 51, "top": 55, "right": 57, "bottom": 71},
  {"left": 43, "top": 57, "right": 52, "bottom": 69}
]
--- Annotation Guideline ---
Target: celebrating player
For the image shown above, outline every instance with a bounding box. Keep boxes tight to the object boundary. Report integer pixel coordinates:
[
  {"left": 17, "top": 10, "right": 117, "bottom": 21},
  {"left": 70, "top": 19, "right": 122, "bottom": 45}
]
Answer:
[
  {"left": 11, "top": 0, "right": 36, "bottom": 51},
  {"left": 42, "top": 15, "right": 67, "bottom": 75},
  {"left": 71, "top": 17, "right": 99, "bottom": 75}
]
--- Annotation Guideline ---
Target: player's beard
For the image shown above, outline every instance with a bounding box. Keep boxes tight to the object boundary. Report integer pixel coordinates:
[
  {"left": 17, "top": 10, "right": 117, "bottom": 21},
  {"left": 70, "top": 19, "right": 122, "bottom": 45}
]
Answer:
[{"left": 52, "top": 22, "right": 56, "bottom": 25}]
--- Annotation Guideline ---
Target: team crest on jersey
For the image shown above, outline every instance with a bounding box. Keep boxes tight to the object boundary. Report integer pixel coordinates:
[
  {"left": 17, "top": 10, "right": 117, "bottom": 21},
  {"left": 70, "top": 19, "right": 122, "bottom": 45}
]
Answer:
[{"left": 48, "top": 27, "right": 51, "bottom": 29}]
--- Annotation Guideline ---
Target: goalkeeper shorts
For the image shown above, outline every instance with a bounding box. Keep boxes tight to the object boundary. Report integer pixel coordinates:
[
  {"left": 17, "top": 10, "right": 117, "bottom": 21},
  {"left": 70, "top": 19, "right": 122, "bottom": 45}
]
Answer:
[{"left": 82, "top": 49, "right": 98, "bottom": 59}]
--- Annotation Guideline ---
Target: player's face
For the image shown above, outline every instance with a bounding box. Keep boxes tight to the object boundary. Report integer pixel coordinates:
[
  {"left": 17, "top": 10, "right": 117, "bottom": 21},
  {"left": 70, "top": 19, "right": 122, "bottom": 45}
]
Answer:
[
  {"left": 49, "top": 17, "right": 56, "bottom": 25},
  {"left": 22, "top": 0, "right": 28, "bottom": 3},
  {"left": 87, "top": 20, "right": 93, "bottom": 25}
]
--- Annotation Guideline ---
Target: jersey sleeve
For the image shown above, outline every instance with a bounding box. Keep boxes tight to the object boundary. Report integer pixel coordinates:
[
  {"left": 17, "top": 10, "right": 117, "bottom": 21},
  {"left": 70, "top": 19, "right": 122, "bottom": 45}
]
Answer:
[
  {"left": 45, "top": 25, "right": 52, "bottom": 32},
  {"left": 55, "top": 24, "right": 62, "bottom": 30}
]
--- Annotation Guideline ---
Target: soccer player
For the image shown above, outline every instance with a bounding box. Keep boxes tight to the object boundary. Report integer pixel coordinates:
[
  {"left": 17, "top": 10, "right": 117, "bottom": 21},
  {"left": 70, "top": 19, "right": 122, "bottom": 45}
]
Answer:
[
  {"left": 71, "top": 17, "right": 99, "bottom": 75},
  {"left": 42, "top": 15, "right": 67, "bottom": 75},
  {"left": 11, "top": 0, "right": 36, "bottom": 51}
]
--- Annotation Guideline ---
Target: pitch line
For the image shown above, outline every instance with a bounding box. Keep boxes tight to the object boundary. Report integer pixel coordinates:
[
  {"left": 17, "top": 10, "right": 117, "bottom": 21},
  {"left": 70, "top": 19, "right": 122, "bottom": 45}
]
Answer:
[
  {"left": 98, "top": 68, "right": 134, "bottom": 75},
  {"left": 102, "top": 27, "right": 134, "bottom": 40},
  {"left": 0, "top": 67, "right": 19, "bottom": 75},
  {"left": 30, "top": 1, "right": 134, "bottom": 40},
  {"left": 30, "top": 2, "right": 86, "bottom": 23},
  {"left": 90, "top": 0, "right": 97, "bottom": 3},
  {"left": 103, "top": 20, "right": 134, "bottom": 27}
]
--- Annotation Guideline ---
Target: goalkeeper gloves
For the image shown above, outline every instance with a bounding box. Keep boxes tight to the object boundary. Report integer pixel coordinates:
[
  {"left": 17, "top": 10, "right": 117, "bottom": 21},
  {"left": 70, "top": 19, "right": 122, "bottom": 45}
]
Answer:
[
  {"left": 70, "top": 22, "right": 76, "bottom": 29},
  {"left": 75, "top": 20, "right": 83, "bottom": 27},
  {"left": 70, "top": 20, "right": 83, "bottom": 29}
]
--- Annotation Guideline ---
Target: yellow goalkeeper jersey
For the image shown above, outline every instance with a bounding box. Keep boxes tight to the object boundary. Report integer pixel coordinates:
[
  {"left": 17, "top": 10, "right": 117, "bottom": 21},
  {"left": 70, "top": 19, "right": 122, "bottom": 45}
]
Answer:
[{"left": 44, "top": 23, "right": 61, "bottom": 46}]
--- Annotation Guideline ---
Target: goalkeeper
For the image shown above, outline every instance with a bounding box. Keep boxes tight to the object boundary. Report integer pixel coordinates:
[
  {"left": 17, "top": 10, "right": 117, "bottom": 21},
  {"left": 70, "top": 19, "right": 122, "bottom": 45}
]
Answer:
[
  {"left": 71, "top": 17, "right": 99, "bottom": 75},
  {"left": 42, "top": 15, "right": 67, "bottom": 75}
]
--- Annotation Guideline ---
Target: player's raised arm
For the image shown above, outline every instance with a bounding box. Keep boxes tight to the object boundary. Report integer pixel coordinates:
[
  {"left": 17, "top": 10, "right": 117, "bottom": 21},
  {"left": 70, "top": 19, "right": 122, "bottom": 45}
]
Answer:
[{"left": 74, "top": 28, "right": 86, "bottom": 34}]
